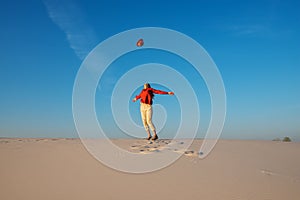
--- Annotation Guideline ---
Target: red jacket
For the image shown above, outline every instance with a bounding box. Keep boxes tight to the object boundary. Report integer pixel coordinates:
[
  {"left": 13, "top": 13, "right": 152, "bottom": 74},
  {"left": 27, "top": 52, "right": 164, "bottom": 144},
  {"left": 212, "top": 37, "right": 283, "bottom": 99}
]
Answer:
[{"left": 135, "top": 88, "right": 168, "bottom": 105}]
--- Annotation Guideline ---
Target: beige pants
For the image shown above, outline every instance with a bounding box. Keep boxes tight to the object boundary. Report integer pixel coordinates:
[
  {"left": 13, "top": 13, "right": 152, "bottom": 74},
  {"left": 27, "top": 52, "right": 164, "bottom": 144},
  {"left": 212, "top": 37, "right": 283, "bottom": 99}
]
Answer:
[{"left": 140, "top": 103, "right": 156, "bottom": 132}]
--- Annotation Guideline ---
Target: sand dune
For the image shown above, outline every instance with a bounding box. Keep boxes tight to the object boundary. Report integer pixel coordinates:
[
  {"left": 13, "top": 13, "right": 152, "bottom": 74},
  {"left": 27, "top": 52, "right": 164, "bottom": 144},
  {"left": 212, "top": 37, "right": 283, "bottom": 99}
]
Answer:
[{"left": 1, "top": 138, "right": 299, "bottom": 200}]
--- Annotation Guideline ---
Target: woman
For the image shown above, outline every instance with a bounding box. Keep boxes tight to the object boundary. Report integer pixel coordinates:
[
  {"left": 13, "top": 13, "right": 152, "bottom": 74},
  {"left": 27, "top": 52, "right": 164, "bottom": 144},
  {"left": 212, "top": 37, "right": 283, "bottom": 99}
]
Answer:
[{"left": 132, "top": 83, "right": 174, "bottom": 140}]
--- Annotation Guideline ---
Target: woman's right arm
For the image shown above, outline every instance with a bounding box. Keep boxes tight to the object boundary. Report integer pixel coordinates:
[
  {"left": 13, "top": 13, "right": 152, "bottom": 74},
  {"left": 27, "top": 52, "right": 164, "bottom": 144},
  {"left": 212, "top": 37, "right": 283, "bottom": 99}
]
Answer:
[{"left": 133, "top": 92, "right": 142, "bottom": 102}]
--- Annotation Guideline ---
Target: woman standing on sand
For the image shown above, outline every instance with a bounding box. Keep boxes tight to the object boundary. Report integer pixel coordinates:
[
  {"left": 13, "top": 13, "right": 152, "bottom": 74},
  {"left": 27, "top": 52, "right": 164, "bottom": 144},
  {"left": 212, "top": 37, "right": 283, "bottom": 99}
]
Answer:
[{"left": 132, "top": 83, "right": 174, "bottom": 140}]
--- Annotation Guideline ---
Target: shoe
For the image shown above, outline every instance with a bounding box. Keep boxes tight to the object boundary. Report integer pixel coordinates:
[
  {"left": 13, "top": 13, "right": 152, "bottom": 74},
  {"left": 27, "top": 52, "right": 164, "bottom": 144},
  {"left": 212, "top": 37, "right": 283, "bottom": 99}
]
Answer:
[
  {"left": 146, "top": 136, "right": 152, "bottom": 140},
  {"left": 151, "top": 135, "right": 158, "bottom": 141}
]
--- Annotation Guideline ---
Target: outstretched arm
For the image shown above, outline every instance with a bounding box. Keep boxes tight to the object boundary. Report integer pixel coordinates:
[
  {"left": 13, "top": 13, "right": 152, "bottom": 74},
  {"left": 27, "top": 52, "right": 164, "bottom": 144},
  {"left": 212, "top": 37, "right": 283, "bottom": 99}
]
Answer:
[
  {"left": 152, "top": 88, "right": 174, "bottom": 96},
  {"left": 132, "top": 93, "right": 142, "bottom": 102}
]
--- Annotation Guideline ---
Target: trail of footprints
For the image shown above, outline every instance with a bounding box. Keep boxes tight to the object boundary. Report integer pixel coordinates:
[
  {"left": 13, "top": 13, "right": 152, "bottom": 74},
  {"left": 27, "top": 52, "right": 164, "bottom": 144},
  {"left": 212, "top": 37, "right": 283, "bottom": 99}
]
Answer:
[{"left": 130, "top": 139, "right": 198, "bottom": 157}]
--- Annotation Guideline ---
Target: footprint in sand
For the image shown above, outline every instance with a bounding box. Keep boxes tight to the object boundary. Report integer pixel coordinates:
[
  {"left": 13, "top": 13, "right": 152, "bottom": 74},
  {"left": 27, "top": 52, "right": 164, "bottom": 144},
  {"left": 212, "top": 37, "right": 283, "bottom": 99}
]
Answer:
[
  {"left": 184, "top": 150, "right": 194, "bottom": 156},
  {"left": 139, "top": 149, "right": 152, "bottom": 154},
  {"left": 148, "top": 148, "right": 160, "bottom": 152},
  {"left": 259, "top": 169, "right": 300, "bottom": 182},
  {"left": 261, "top": 169, "right": 273, "bottom": 176},
  {"left": 131, "top": 145, "right": 141, "bottom": 150},
  {"left": 172, "top": 149, "right": 198, "bottom": 157}
]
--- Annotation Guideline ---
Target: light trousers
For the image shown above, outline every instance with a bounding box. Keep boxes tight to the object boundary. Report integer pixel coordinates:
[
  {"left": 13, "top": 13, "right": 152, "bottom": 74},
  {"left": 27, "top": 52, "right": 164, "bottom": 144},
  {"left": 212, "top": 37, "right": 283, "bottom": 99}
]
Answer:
[{"left": 140, "top": 103, "right": 156, "bottom": 132}]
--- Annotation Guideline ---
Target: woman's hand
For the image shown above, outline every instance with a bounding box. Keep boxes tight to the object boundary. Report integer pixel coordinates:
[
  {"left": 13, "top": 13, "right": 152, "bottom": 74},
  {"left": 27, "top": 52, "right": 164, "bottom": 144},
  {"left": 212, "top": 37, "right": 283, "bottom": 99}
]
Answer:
[
  {"left": 168, "top": 92, "right": 174, "bottom": 95},
  {"left": 132, "top": 98, "right": 137, "bottom": 102}
]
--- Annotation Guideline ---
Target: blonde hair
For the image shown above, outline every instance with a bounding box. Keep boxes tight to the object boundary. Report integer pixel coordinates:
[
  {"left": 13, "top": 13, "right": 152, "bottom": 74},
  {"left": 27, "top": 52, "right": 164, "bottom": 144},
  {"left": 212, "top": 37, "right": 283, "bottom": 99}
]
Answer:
[{"left": 144, "top": 83, "right": 151, "bottom": 88}]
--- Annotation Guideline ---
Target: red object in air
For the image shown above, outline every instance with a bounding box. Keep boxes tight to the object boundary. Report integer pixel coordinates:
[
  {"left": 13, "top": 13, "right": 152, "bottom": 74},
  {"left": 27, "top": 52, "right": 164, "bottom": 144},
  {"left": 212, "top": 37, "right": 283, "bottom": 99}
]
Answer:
[{"left": 136, "top": 39, "right": 144, "bottom": 47}]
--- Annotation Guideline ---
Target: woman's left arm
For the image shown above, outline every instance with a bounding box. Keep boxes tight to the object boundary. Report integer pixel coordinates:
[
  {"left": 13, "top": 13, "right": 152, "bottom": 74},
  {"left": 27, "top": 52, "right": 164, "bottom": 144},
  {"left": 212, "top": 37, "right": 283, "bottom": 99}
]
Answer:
[{"left": 152, "top": 88, "right": 174, "bottom": 95}]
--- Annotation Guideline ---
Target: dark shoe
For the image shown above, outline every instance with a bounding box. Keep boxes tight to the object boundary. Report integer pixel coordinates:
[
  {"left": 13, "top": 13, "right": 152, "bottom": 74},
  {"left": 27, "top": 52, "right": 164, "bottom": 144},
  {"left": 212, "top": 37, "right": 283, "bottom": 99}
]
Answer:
[
  {"left": 151, "top": 135, "right": 158, "bottom": 141},
  {"left": 146, "top": 136, "right": 152, "bottom": 140}
]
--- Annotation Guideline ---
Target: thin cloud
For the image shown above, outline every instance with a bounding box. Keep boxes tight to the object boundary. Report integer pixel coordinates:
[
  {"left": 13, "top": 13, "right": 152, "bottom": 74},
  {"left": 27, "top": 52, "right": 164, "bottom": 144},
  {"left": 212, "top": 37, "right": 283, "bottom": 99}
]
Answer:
[
  {"left": 227, "top": 23, "right": 294, "bottom": 39},
  {"left": 43, "top": 0, "right": 98, "bottom": 60},
  {"left": 229, "top": 24, "right": 271, "bottom": 36}
]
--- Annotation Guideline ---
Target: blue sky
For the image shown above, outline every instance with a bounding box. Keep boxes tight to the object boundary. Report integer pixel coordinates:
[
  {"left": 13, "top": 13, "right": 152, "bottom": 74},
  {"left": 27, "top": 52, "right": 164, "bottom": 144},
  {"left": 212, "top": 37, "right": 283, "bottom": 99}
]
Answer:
[{"left": 0, "top": 0, "right": 299, "bottom": 140}]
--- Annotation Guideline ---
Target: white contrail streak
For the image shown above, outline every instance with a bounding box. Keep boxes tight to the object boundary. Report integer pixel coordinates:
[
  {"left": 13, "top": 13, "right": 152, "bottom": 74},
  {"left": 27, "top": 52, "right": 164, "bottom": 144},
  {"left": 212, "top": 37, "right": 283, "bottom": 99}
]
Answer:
[{"left": 43, "top": 0, "right": 98, "bottom": 60}]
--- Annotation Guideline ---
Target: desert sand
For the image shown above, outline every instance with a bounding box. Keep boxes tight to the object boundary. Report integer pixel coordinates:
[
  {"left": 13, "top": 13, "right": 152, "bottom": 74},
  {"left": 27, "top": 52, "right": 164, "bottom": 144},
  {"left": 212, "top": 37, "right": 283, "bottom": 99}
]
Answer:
[{"left": 1, "top": 138, "right": 299, "bottom": 200}]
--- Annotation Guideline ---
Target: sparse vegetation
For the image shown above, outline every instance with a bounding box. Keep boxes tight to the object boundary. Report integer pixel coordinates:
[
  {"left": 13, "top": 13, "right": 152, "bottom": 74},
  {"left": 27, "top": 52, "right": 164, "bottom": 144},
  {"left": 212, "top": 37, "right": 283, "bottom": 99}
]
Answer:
[
  {"left": 282, "top": 137, "right": 292, "bottom": 142},
  {"left": 272, "top": 137, "right": 292, "bottom": 142}
]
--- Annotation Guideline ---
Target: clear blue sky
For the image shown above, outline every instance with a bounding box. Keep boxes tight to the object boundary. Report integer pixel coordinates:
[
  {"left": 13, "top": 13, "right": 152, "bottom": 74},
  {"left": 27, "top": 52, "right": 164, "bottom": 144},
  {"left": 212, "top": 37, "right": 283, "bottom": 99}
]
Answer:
[{"left": 0, "top": 0, "right": 299, "bottom": 140}]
